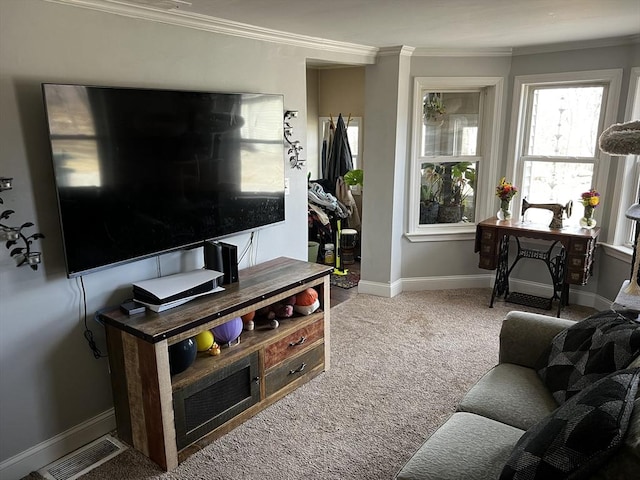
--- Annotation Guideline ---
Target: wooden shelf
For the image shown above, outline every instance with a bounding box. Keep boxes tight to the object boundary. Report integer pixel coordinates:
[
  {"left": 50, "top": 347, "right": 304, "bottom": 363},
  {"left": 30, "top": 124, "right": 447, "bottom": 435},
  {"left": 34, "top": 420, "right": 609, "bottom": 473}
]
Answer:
[
  {"left": 101, "top": 257, "right": 331, "bottom": 344},
  {"left": 170, "top": 311, "right": 324, "bottom": 391},
  {"left": 100, "top": 257, "right": 332, "bottom": 471}
]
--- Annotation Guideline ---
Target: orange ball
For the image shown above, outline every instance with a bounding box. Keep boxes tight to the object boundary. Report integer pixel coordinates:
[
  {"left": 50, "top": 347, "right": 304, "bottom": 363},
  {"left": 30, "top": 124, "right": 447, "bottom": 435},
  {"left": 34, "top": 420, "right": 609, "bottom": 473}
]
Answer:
[
  {"left": 296, "top": 288, "right": 318, "bottom": 307},
  {"left": 241, "top": 311, "right": 255, "bottom": 322}
]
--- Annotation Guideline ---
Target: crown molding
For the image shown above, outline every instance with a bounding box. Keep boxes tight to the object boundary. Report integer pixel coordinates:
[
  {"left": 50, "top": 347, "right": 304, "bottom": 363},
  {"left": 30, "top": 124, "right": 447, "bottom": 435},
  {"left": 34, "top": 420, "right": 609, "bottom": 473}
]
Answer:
[
  {"left": 40, "top": 1, "right": 640, "bottom": 62},
  {"left": 512, "top": 35, "right": 640, "bottom": 56},
  {"left": 43, "top": 0, "right": 379, "bottom": 60},
  {"left": 412, "top": 47, "right": 513, "bottom": 57},
  {"left": 411, "top": 34, "right": 640, "bottom": 58},
  {"left": 377, "top": 46, "right": 416, "bottom": 57}
]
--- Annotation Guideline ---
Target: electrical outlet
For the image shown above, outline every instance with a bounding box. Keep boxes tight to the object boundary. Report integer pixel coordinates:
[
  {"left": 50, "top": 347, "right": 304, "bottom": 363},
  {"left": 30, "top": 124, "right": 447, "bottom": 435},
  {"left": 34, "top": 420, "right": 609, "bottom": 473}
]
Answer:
[{"left": 284, "top": 177, "right": 290, "bottom": 195}]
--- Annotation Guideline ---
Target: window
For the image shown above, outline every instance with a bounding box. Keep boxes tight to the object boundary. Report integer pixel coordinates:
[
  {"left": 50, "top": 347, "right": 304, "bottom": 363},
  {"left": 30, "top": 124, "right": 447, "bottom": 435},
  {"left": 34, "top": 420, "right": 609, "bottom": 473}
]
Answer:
[
  {"left": 610, "top": 67, "right": 640, "bottom": 251},
  {"left": 507, "top": 70, "right": 622, "bottom": 229},
  {"left": 408, "top": 77, "right": 503, "bottom": 240}
]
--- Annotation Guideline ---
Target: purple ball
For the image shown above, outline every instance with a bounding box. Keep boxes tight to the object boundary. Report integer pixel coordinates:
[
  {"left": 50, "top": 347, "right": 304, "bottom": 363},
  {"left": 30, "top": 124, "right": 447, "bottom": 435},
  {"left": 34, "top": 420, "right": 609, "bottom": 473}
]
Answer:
[{"left": 212, "top": 317, "right": 243, "bottom": 344}]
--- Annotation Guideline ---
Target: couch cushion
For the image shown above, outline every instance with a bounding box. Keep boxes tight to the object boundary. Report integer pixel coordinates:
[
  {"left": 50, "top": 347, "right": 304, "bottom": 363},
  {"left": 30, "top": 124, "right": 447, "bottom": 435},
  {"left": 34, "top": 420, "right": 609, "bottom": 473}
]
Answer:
[
  {"left": 589, "top": 397, "right": 640, "bottom": 480},
  {"left": 500, "top": 368, "right": 640, "bottom": 480},
  {"left": 536, "top": 310, "right": 640, "bottom": 404},
  {"left": 458, "top": 363, "right": 558, "bottom": 431},
  {"left": 395, "top": 412, "right": 524, "bottom": 480}
]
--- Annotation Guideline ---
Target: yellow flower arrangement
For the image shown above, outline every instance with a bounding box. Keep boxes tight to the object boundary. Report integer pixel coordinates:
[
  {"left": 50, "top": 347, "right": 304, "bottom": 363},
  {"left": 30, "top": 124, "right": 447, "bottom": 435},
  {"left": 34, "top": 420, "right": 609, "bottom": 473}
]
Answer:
[{"left": 580, "top": 189, "right": 600, "bottom": 208}]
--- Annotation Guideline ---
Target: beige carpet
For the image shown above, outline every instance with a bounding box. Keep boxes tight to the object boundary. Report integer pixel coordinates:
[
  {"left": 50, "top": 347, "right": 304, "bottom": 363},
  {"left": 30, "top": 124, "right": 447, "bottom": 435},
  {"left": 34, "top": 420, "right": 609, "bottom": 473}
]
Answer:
[{"left": 25, "top": 289, "right": 596, "bottom": 480}]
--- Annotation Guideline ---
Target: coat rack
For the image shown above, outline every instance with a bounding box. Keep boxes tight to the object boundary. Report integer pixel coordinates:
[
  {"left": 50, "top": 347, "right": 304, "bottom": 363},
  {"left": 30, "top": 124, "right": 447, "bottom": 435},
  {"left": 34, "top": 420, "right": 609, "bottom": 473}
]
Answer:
[{"left": 0, "top": 177, "right": 44, "bottom": 270}]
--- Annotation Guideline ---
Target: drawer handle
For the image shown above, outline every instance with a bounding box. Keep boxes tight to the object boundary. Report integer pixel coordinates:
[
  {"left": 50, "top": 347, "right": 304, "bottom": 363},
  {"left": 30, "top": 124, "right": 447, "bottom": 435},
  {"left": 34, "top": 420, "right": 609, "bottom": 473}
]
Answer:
[
  {"left": 252, "top": 376, "right": 260, "bottom": 384},
  {"left": 289, "top": 336, "right": 306, "bottom": 347},
  {"left": 289, "top": 363, "right": 306, "bottom": 375}
]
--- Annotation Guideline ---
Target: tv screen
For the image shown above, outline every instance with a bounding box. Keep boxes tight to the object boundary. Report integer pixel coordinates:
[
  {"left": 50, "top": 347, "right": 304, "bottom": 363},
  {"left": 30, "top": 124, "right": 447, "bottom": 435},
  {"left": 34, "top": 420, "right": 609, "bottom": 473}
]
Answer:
[{"left": 42, "top": 84, "right": 285, "bottom": 277}]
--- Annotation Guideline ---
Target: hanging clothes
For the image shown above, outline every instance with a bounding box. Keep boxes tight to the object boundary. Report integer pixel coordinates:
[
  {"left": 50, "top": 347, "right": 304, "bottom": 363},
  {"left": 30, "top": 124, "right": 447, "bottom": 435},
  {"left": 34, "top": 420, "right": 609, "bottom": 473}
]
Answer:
[
  {"left": 321, "top": 117, "right": 335, "bottom": 180},
  {"left": 324, "top": 113, "right": 353, "bottom": 187}
]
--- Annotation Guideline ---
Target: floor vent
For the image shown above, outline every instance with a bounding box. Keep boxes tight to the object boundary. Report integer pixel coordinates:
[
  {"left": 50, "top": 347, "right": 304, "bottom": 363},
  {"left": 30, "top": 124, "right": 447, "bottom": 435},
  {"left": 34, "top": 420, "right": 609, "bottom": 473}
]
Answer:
[{"left": 38, "top": 434, "right": 127, "bottom": 480}]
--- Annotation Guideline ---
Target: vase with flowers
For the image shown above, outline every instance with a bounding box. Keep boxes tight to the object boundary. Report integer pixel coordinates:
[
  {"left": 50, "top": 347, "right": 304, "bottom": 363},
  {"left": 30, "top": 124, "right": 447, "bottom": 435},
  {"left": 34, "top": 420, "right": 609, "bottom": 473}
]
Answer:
[
  {"left": 495, "top": 177, "right": 518, "bottom": 220},
  {"left": 579, "top": 189, "right": 600, "bottom": 229}
]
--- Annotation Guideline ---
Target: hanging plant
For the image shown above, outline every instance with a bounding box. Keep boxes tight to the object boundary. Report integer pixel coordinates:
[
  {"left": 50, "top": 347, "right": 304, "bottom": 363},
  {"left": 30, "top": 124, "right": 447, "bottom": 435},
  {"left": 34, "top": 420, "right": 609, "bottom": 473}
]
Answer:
[{"left": 423, "top": 93, "right": 446, "bottom": 125}]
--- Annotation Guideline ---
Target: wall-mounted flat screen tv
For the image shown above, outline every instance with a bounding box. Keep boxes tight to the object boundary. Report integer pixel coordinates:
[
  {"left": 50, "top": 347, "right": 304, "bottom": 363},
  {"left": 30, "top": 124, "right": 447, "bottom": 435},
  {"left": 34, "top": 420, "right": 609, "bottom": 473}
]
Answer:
[{"left": 42, "top": 84, "right": 285, "bottom": 277}]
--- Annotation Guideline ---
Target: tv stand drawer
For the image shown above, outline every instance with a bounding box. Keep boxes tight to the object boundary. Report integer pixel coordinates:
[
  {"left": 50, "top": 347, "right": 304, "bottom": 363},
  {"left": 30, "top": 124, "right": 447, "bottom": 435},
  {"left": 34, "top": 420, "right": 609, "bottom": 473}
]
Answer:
[
  {"left": 264, "top": 317, "right": 324, "bottom": 369},
  {"left": 265, "top": 343, "right": 325, "bottom": 397}
]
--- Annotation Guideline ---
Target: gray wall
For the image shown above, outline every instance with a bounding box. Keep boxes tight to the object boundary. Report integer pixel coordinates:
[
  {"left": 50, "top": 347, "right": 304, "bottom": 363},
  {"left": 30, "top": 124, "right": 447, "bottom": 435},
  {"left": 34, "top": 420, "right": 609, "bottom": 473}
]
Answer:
[
  {"left": 361, "top": 50, "right": 412, "bottom": 286},
  {"left": 0, "top": 0, "right": 637, "bottom": 477},
  {"left": 506, "top": 43, "right": 639, "bottom": 299},
  {"left": 0, "top": 0, "right": 371, "bottom": 474},
  {"left": 401, "top": 55, "right": 512, "bottom": 279},
  {"left": 393, "top": 47, "right": 637, "bottom": 296}
]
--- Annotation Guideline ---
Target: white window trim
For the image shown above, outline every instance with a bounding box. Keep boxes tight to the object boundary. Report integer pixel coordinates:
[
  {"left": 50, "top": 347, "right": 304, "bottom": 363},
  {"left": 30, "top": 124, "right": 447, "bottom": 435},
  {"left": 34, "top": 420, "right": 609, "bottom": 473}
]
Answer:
[
  {"left": 406, "top": 76, "right": 503, "bottom": 242},
  {"left": 505, "top": 69, "right": 623, "bottom": 225},
  {"left": 608, "top": 67, "right": 639, "bottom": 251}
]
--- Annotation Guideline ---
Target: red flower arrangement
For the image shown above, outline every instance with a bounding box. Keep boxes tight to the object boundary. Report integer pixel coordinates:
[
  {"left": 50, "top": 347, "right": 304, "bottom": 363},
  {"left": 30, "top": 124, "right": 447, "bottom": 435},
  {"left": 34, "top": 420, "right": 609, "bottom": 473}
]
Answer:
[{"left": 496, "top": 177, "right": 518, "bottom": 202}]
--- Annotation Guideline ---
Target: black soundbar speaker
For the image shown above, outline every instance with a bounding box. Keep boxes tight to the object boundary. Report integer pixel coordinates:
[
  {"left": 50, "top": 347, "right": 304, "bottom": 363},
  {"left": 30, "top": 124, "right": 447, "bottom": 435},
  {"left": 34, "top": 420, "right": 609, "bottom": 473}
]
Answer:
[{"left": 204, "top": 241, "right": 238, "bottom": 285}]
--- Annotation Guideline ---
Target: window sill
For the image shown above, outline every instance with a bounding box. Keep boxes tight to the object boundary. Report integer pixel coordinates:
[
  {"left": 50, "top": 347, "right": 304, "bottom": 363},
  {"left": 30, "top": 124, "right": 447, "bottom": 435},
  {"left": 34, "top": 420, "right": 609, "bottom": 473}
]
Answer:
[
  {"left": 600, "top": 242, "right": 633, "bottom": 264},
  {"left": 405, "top": 224, "right": 476, "bottom": 242}
]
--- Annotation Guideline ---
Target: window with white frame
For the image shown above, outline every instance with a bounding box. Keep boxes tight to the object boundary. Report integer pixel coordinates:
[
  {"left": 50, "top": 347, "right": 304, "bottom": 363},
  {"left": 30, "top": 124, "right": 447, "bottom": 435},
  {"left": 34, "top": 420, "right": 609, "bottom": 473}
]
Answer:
[
  {"left": 611, "top": 67, "right": 640, "bottom": 251},
  {"left": 507, "top": 70, "right": 622, "bottom": 229},
  {"left": 407, "top": 77, "right": 503, "bottom": 240}
]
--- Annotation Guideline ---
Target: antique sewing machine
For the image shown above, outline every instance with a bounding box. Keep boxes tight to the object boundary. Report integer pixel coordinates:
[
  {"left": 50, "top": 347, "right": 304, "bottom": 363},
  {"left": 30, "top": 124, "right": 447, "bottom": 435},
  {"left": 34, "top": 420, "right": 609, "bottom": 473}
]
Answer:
[{"left": 522, "top": 198, "right": 573, "bottom": 229}]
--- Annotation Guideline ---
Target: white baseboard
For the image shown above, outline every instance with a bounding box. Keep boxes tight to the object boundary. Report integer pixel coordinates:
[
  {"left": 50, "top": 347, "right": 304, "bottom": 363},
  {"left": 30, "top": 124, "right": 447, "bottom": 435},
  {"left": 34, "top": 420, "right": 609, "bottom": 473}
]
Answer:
[
  {"left": 356, "top": 278, "right": 403, "bottom": 297},
  {"left": 401, "top": 274, "right": 493, "bottom": 291},
  {"left": 358, "top": 273, "right": 611, "bottom": 313},
  {"left": 0, "top": 409, "right": 115, "bottom": 480}
]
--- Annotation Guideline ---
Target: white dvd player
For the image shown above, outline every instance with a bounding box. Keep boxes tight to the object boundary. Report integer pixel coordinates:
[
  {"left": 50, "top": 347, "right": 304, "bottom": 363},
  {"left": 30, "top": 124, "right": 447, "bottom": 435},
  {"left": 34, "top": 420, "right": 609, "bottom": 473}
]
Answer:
[{"left": 132, "top": 269, "right": 224, "bottom": 307}]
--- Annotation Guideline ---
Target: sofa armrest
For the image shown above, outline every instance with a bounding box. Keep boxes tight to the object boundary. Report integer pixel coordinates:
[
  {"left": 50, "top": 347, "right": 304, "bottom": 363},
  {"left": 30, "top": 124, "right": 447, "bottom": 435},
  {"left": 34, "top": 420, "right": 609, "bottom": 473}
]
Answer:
[{"left": 499, "top": 311, "right": 576, "bottom": 368}]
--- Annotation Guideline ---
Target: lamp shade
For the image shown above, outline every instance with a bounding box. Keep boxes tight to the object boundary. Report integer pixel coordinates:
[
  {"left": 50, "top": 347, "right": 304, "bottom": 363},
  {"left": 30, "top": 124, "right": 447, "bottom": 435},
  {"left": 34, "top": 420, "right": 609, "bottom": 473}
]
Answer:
[
  {"left": 598, "top": 120, "right": 640, "bottom": 155},
  {"left": 625, "top": 203, "right": 640, "bottom": 221}
]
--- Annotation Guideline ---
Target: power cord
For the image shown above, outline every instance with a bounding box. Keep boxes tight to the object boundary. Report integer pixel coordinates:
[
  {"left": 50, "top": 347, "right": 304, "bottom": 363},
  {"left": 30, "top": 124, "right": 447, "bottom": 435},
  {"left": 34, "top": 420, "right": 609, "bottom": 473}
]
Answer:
[
  {"left": 238, "top": 231, "right": 255, "bottom": 264},
  {"left": 78, "top": 276, "right": 107, "bottom": 359}
]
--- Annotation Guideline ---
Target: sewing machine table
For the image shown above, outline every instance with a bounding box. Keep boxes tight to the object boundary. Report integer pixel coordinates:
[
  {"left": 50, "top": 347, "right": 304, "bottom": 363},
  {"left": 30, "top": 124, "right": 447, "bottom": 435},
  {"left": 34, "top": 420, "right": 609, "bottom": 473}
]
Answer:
[{"left": 475, "top": 217, "right": 600, "bottom": 316}]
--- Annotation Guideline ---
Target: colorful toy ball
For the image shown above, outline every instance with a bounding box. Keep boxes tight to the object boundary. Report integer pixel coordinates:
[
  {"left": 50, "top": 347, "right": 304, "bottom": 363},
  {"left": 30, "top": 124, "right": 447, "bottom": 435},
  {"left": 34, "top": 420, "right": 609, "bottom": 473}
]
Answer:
[
  {"left": 294, "top": 288, "right": 320, "bottom": 315},
  {"left": 212, "top": 317, "right": 243, "bottom": 345},
  {"left": 194, "top": 330, "right": 214, "bottom": 352},
  {"left": 241, "top": 311, "right": 256, "bottom": 331},
  {"left": 169, "top": 337, "right": 197, "bottom": 376},
  {"left": 296, "top": 288, "right": 318, "bottom": 307}
]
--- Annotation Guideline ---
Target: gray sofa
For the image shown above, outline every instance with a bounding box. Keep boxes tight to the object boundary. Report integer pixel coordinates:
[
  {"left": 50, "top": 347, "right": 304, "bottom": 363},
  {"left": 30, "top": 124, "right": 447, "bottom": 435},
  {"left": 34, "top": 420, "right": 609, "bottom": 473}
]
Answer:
[{"left": 395, "top": 310, "right": 640, "bottom": 480}]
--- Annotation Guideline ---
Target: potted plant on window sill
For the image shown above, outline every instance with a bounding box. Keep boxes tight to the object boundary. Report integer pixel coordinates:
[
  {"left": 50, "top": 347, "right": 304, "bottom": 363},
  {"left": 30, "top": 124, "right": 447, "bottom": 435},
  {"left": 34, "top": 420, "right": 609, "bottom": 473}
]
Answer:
[
  {"left": 437, "top": 162, "right": 475, "bottom": 224},
  {"left": 420, "top": 164, "right": 442, "bottom": 224}
]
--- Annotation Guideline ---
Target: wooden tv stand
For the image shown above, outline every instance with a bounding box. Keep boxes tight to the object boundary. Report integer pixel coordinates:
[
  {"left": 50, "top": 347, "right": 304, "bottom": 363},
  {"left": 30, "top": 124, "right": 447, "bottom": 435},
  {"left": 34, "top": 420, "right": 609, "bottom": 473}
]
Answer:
[{"left": 100, "top": 257, "right": 332, "bottom": 471}]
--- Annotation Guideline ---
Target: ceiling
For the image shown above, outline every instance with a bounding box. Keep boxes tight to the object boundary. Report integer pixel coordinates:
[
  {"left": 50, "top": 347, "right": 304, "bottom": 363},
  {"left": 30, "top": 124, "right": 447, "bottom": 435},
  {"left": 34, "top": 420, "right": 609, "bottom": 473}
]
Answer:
[{"left": 124, "top": 0, "right": 639, "bottom": 50}]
